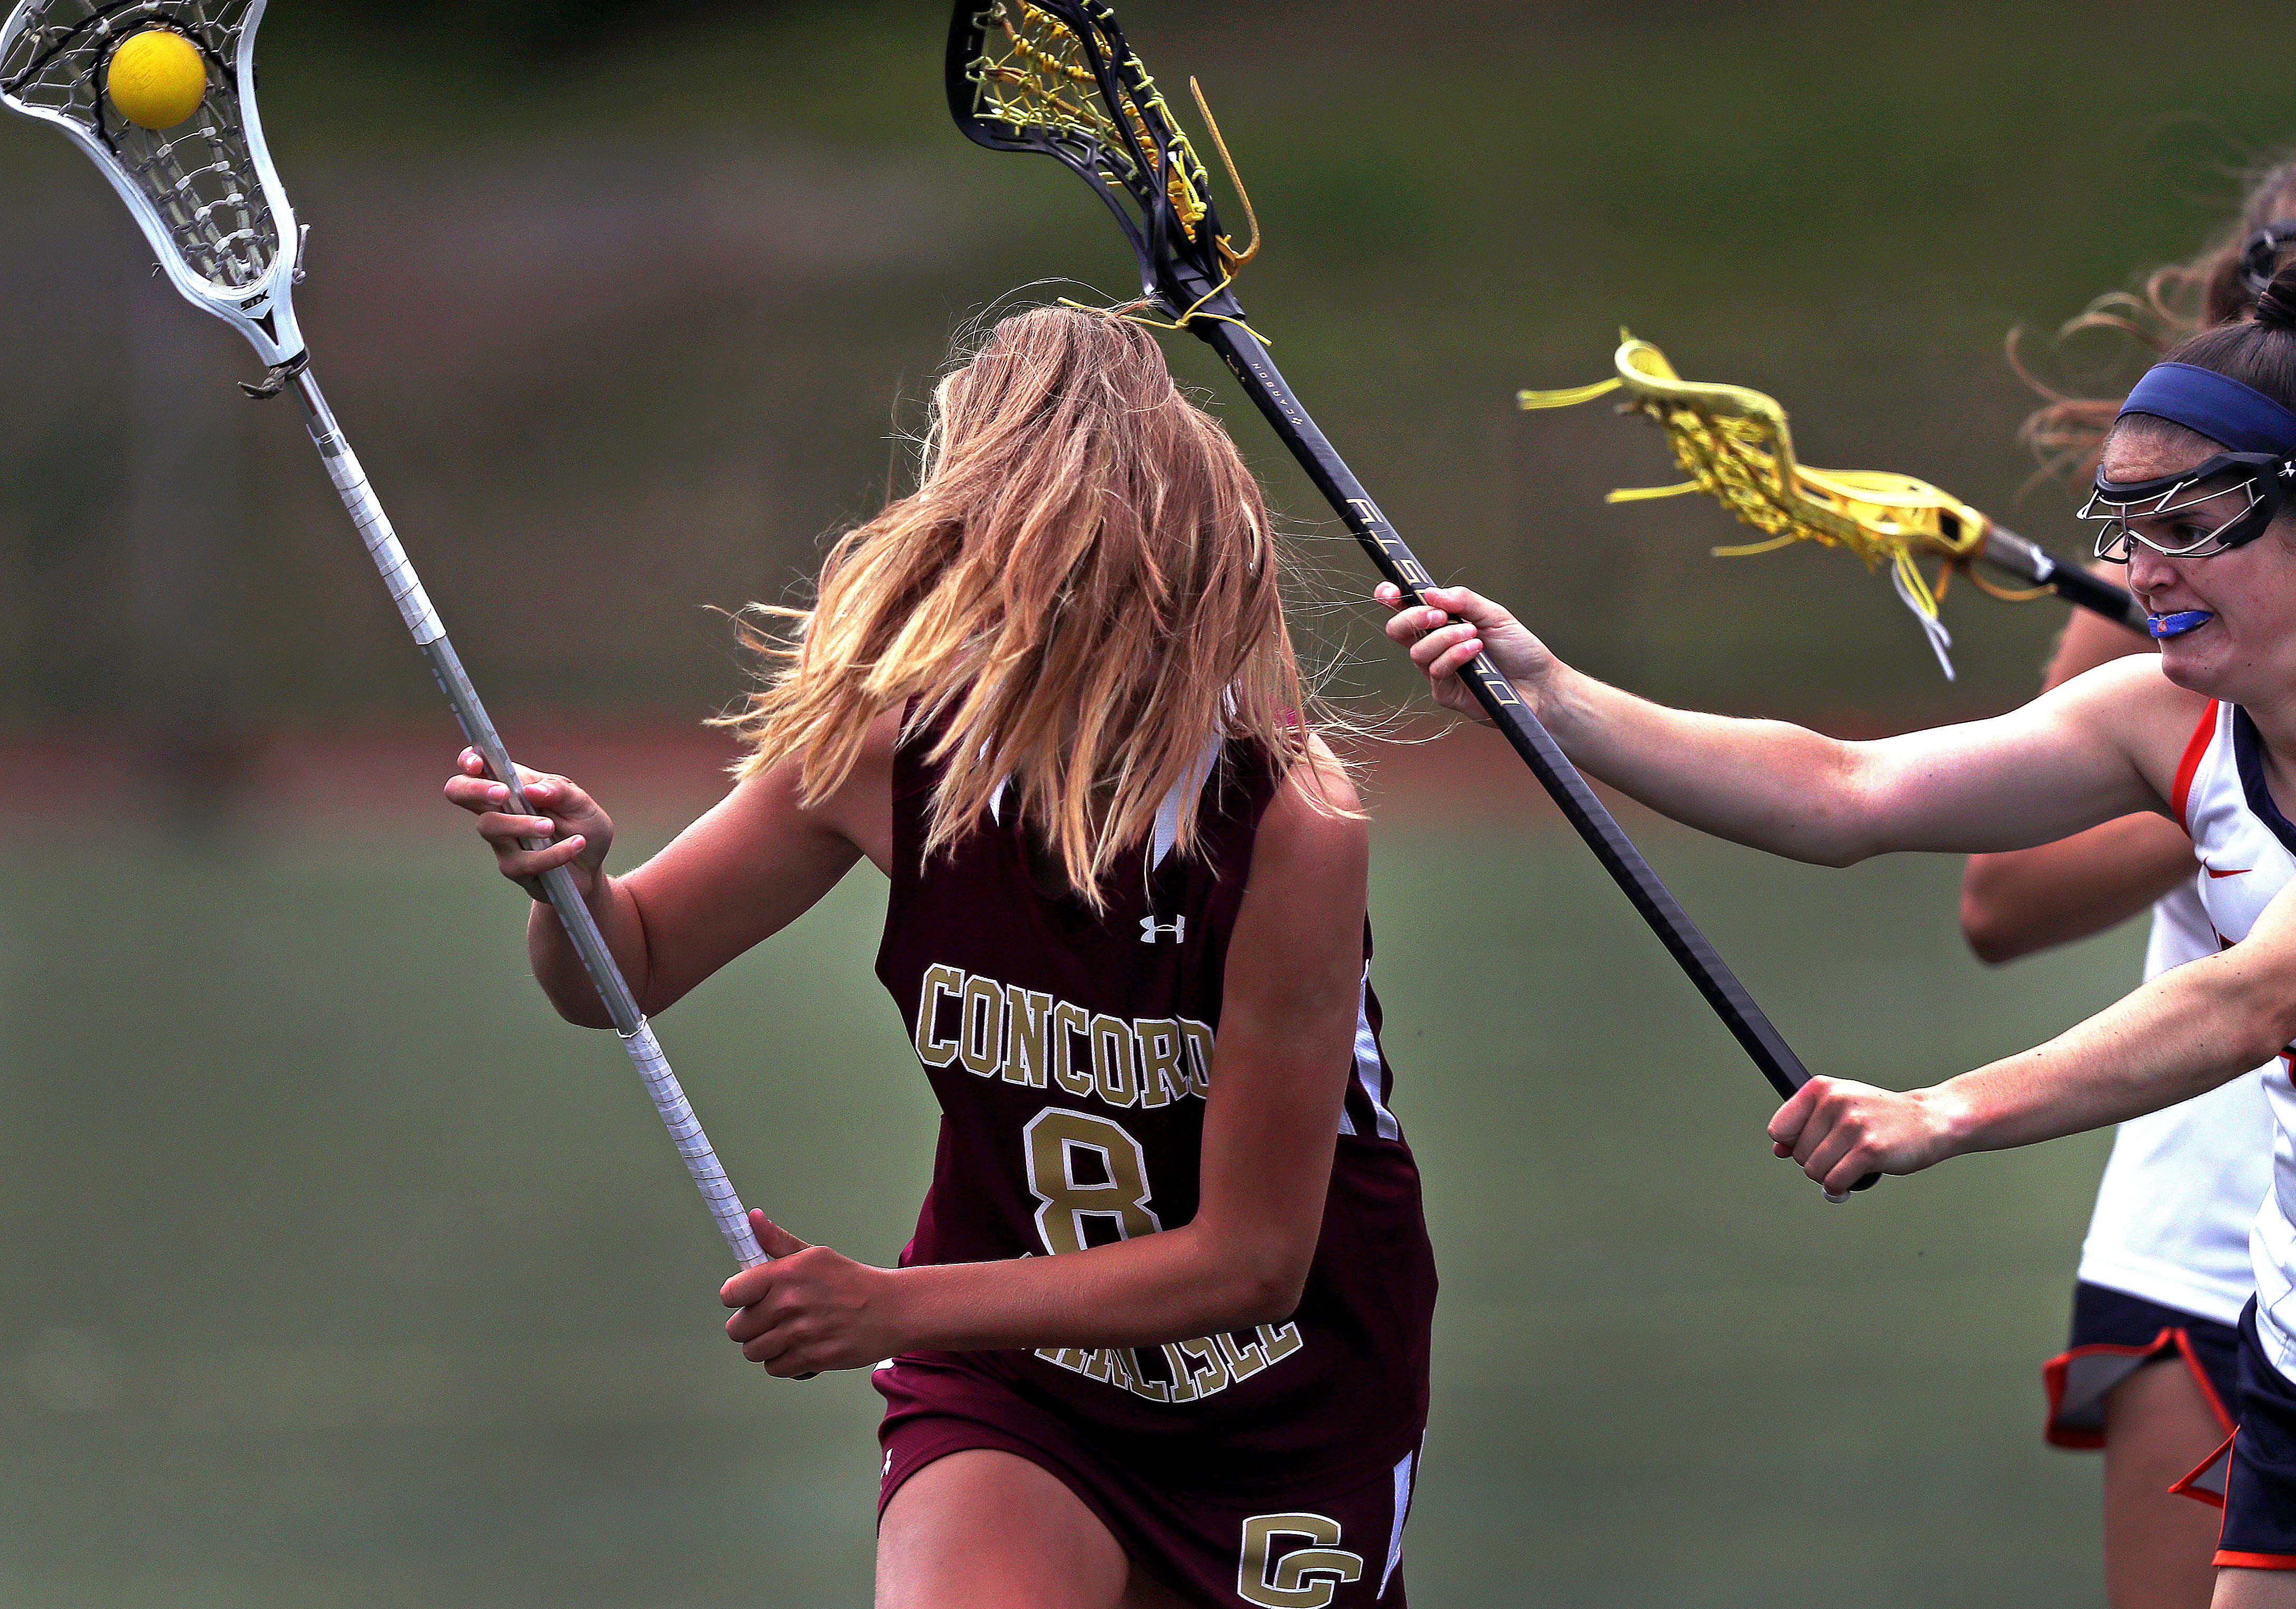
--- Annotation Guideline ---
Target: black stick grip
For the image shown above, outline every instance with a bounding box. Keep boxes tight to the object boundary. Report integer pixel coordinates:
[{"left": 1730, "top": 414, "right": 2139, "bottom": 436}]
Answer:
[
  {"left": 1200, "top": 322, "right": 1873, "bottom": 1197},
  {"left": 1978, "top": 525, "right": 2148, "bottom": 636}
]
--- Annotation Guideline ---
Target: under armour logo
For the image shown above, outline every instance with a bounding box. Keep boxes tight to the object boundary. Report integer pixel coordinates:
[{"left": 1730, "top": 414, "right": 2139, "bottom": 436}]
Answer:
[
  {"left": 1141, "top": 915, "right": 1186, "bottom": 943},
  {"left": 2281, "top": 462, "right": 2296, "bottom": 478}
]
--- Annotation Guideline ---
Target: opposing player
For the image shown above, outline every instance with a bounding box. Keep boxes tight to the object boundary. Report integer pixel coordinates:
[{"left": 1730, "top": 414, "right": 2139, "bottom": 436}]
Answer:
[
  {"left": 1382, "top": 268, "right": 2296, "bottom": 1604},
  {"left": 447, "top": 306, "right": 1436, "bottom": 1609},
  {"left": 1961, "top": 170, "right": 2296, "bottom": 1609}
]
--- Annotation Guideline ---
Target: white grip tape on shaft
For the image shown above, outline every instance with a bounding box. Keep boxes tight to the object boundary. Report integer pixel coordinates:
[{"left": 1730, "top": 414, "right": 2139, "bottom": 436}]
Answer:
[
  {"left": 320, "top": 441, "right": 445, "bottom": 645},
  {"left": 621, "top": 1019, "right": 767, "bottom": 1266}
]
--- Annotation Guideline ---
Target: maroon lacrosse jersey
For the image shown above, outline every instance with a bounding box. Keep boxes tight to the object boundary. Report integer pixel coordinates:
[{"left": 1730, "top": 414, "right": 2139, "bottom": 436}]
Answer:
[{"left": 872, "top": 727, "right": 1437, "bottom": 1498}]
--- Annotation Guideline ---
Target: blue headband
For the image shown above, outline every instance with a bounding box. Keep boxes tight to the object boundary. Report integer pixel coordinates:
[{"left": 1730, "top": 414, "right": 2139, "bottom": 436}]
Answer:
[{"left": 2118, "top": 362, "right": 2296, "bottom": 458}]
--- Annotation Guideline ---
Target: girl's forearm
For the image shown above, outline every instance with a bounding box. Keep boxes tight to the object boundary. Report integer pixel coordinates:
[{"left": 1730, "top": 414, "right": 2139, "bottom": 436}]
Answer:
[
  {"left": 1938, "top": 954, "right": 2290, "bottom": 1155},
  {"left": 882, "top": 1224, "right": 1300, "bottom": 1354},
  {"left": 523, "top": 875, "right": 657, "bottom": 1027},
  {"left": 1536, "top": 666, "right": 1874, "bottom": 865},
  {"left": 1960, "top": 814, "right": 2197, "bottom": 965}
]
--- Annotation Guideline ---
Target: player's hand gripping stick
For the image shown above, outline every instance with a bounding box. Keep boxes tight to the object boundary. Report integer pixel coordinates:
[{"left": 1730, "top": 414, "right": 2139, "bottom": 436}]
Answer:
[
  {"left": 289, "top": 374, "right": 769, "bottom": 1264},
  {"left": 945, "top": 0, "right": 1874, "bottom": 1200},
  {"left": 1209, "top": 325, "right": 1875, "bottom": 1207},
  {"left": 0, "top": 0, "right": 775, "bottom": 1264}
]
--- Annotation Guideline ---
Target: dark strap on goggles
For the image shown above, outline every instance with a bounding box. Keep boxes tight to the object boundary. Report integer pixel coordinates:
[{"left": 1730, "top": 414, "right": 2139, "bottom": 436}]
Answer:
[
  {"left": 2118, "top": 362, "right": 2296, "bottom": 459},
  {"left": 2241, "top": 220, "right": 2296, "bottom": 294}
]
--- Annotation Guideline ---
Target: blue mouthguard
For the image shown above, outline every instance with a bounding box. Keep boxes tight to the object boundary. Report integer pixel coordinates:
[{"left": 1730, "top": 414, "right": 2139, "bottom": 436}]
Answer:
[{"left": 2148, "top": 611, "right": 2215, "bottom": 639}]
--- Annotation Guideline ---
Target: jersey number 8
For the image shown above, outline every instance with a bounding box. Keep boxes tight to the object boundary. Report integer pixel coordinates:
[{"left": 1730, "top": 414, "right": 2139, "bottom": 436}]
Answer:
[{"left": 1023, "top": 1107, "right": 1164, "bottom": 1256}]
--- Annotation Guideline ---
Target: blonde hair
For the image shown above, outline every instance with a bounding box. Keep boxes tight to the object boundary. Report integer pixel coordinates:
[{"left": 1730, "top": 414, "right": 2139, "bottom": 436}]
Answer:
[
  {"left": 714, "top": 304, "right": 1320, "bottom": 907},
  {"left": 2015, "top": 157, "right": 2296, "bottom": 484}
]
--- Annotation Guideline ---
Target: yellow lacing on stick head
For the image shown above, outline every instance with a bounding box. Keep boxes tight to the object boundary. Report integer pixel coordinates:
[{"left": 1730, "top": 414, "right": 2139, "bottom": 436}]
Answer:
[
  {"left": 1105, "top": 77, "right": 1266, "bottom": 338},
  {"left": 1518, "top": 335, "right": 2044, "bottom": 679},
  {"left": 978, "top": 5, "right": 1214, "bottom": 246},
  {"left": 972, "top": 5, "right": 1263, "bottom": 338}
]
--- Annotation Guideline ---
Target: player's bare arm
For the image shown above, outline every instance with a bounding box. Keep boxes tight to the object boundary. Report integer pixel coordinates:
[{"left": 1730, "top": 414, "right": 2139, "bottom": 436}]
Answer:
[
  {"left": 1377, "top": 580, "right": 2198, "bottom": 865},
  {"left": 1960, "top": 814, "right": 2198, "bottom": 964},
  {"left": 719, "top": 748, "right": 1366, "bottom": 1378},
  {"left": 1961, "top": 593, "right": 2197, "bottom": 964},
  {"left": 1771, "top": 869, "right": 2296, "bottom": 1196},
  {"left": 443, "top": 706, "right": 899, "bottom": 1026}
]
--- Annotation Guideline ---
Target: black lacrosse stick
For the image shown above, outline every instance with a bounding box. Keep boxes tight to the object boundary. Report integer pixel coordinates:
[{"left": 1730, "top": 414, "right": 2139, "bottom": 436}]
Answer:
[{"left": 948, "top": 0, "right": 1875, "bottom": 1194}]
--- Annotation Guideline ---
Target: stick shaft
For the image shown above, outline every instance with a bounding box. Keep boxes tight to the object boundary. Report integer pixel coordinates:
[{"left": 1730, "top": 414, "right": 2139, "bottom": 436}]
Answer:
[
  {"left": 1978, "top": 525, "right": 2148, "bottom": 634},
  {"left": 1199, "top": 322, "right": 1815, "bottom": 1103},
  {"left": 284, "top": 368, "right": 766, "bottom": 1267}
]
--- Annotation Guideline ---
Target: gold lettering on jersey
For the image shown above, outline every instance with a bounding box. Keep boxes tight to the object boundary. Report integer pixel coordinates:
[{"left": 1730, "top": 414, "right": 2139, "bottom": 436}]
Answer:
[
  {"left": 1023, "top": 1108, "right": 1161, "bottom": 1255},
  {"left": 913, "top": 964, "right": 964, "bottom": 1069},
  {"left": 1181, "top": 1020, "right": 1217, "bottom": 1094},
  {"left": 1032, "top": 1322, "right": 1307, "bottom": 1407},
  {"left": 913, "top": 965, "right": 1212, "bottom": 1112},
  {"left": 1051, "top": 1000, "right": 1095, "bottom": 1097},
  {"left": 1219, "top": 1329, "right": 1269, "bottom": 1382},
  {"left": 1157, "top": 1340, "right": 1203, "bottom": 1402},
  {"left": 1238, "top": 1513, "right": 1363, "bottom": 1609},
  {"left": 1090, "top": 1014, "right": 1139, "bottom": 1107},
  {"left": 958, "top": 975, "right": 1004, "bottom": 1078},
  {"left": 1103, "top": 1344, "right": 1153, "bottom": 1399},
  {"left": 1174, "top": 1334, "right": 1231, "bottom": 1397},
  {"left": 1135, "top": 1018, "right": 1186, "bottom": 1109},
  {"left": 1002, "top": 987, "right": 1053, "bottom": 1088}
]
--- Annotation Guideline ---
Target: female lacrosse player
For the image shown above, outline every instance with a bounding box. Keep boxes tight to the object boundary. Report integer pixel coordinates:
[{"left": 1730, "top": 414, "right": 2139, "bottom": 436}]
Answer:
[
  {"left": 1957, "top": 169, "right": 2296, "bottom": 1609},
  {"left": 1382, "top": 268, "right": 2296, "bottom": 1604},
  {"left": 1972, "top": 585, "right": 2268, "bottom": 1609},
  {"left": 447, "top": 306, "right": 1435, "bottom": 1609}
]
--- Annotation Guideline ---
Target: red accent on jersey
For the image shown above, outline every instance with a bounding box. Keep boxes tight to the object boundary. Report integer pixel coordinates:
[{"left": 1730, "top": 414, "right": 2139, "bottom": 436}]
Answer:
[
  {"left": 872, "top": 721, "right": 1436, "bottom": 1498},
  {"left": 2175, "top": 702, "right": 2222, "bottom": 834}
]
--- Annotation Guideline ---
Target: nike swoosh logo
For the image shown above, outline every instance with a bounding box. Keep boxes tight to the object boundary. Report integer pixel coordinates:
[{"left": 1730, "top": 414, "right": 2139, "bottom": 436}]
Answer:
[{"left": 2206, "top": 866, "right": 2251, "bottom": 878}]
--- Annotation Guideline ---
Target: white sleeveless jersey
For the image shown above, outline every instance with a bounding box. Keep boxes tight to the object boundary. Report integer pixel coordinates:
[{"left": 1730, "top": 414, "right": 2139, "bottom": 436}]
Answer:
[
  {"left": 2076, "top": 871, "right": 2270, "bottom": 1326},
  {"left": 2179, "top": 699, "right": 2296, "bottom": 1376}
]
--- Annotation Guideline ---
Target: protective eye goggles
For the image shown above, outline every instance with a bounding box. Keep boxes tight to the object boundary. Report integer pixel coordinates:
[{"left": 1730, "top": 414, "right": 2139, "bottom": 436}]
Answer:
[{"left": 2081, "top": 451, "right": 2296, "bottom": 562}]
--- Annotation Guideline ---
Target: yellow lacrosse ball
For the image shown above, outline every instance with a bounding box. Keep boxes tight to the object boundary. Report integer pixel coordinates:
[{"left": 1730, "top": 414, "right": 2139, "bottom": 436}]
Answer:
[{"left": 106, "top": 29, "right": 206, "bottom": 131}]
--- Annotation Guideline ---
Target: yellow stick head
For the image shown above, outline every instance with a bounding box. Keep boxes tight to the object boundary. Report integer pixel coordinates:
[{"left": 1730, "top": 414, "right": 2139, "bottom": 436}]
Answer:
[
  {"left": 1518, "top": 336, "right": 2034, "bottom": 679},
  {"left": 105, "top": 28, "right": 207, "bottom": 132}
]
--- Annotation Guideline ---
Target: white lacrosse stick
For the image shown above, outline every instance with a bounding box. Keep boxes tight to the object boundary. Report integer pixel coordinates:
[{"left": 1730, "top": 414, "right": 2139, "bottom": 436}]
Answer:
[{"left": 1, "top": 0, "right": 768, "bottom": 1270}]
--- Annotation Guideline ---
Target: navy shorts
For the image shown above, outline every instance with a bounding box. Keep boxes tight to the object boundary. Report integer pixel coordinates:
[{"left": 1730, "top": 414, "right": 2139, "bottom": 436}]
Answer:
[
  {"left": 875, "top": 1353, "right": 1420, "bottom": 1607},
  {"left": 2174, "top": 1301, "right": 2296, "bottom": 1569},
  {"left": 2043, "top": 1281, "right": 2239, "bottom": 1449}
]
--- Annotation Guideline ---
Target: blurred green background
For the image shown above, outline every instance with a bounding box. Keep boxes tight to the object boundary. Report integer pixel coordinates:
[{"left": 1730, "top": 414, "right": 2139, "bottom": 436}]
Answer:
[{"left": 2, "top": 0, "right": 2288, "bottom": 1603}]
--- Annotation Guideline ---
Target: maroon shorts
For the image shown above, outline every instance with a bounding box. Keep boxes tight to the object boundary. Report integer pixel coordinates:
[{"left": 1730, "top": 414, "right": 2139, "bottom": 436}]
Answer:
[{"left": 875, "top": 1354, "right": 1421, "bottom": 1608}]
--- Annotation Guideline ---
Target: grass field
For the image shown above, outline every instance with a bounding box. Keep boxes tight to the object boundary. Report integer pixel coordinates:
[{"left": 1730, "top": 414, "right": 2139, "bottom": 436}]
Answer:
[{"left": 0, "top": 770, "right": 2146, "bottom": 1607}]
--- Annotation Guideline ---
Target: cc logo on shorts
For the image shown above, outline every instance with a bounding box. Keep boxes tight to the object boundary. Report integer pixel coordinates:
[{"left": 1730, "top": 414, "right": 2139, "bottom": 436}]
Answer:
[{"left": 1237, "top": 1512, "right": 1365, "bottom": 1608}]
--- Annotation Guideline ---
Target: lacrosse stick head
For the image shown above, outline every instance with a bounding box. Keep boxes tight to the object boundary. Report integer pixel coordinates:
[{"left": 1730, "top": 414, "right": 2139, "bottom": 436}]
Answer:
[
  {"left": 948, "top": 0, "right": 1239, "bottom": 325},
  {"left": 1521, "top": 337, "right": 2002, "bottom": 677},
  {"left": 2, "top": 0, "right": 302, "bottom": 368},
  {"left": 1522, "top": 339, "right": 1994, "bottom": 569}
]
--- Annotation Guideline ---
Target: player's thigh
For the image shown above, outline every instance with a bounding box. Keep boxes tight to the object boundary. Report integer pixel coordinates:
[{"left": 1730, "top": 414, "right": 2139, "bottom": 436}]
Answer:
[
  {"left": 2102, "top": 1360, "right": 2229, "bottom": 1608},
  {"left": 878, "top": 1447, "right": 1186, "bottom": 1609},
  {"left": 2213, "top": 1568, "right": 2296, "bottom": 1609}
]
